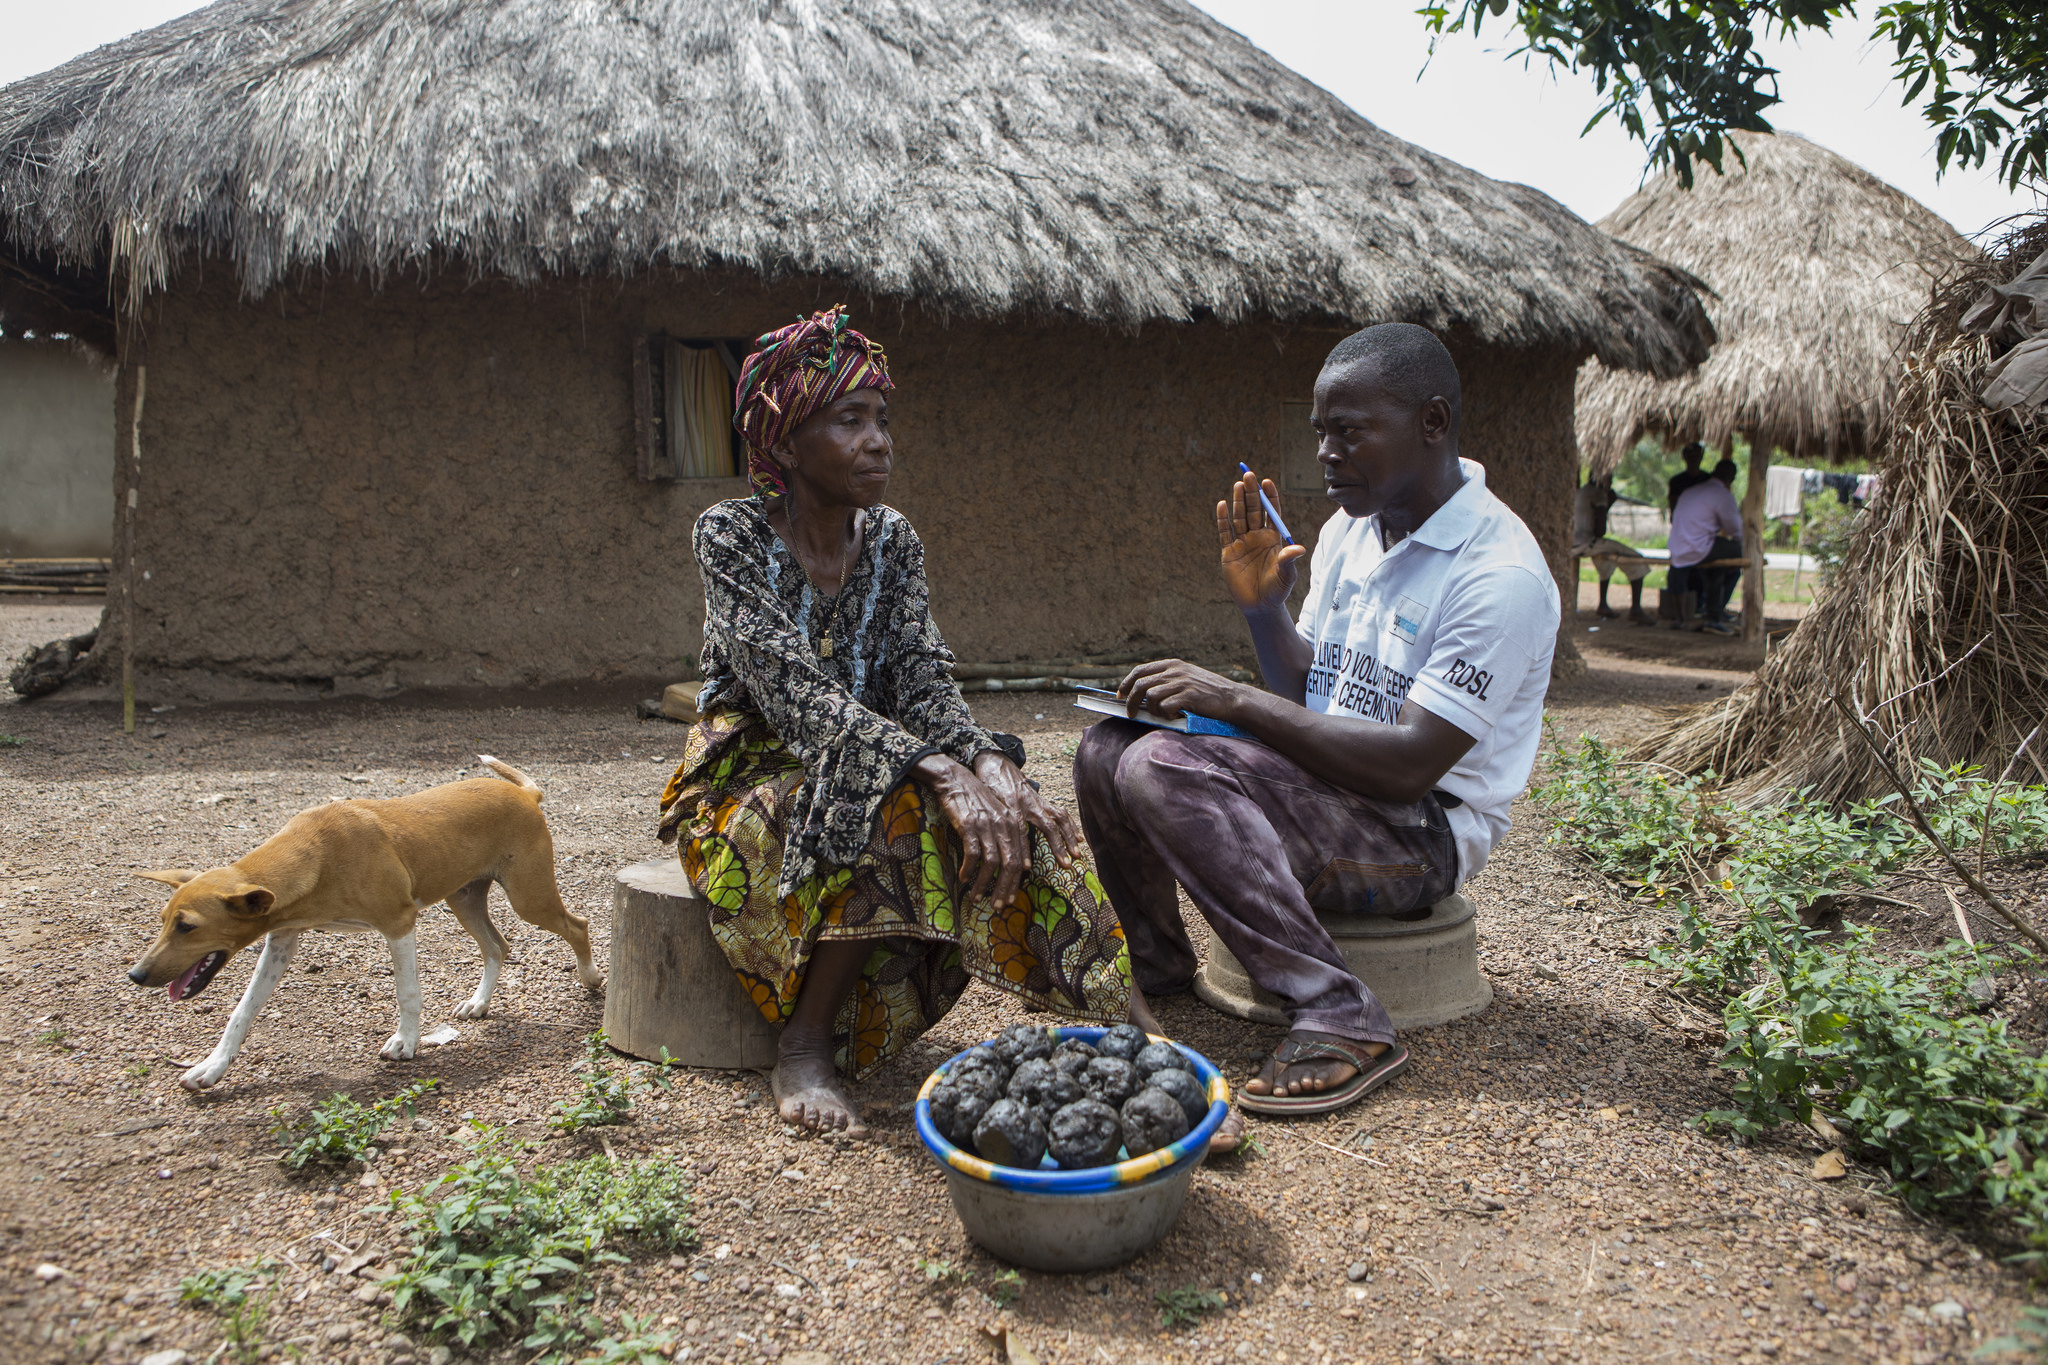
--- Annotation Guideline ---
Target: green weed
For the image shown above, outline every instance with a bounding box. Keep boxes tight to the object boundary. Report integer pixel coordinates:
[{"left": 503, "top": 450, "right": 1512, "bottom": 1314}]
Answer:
[
  {"left": 916, "top": 1256, "right": 970, "bottom": 1284},
  {"left": 34, "top": 1027, "right": 69, "bottom": 1050},
  {"left": 179, "top": 1260, "right": 281, "bottom": 1364},
  {"left": 566, "top": 1314, "right": 676, "bottom": 1364},
  {"left": 1538, "top": 731, "right": 2048, "bottom": 1257},
  {"left": 383, "top": 1126, "right": 694, "bottom": 1361},
  {"left": 1155, "top": 1284, "right": 1225, "bottom": 1330},
  {"left": 0, "top": 733, "right": 23, "bottom": 748},
  {"left": 985, "top": 1268, "right": 1023, "bottom": 1306},
  {"left": 271, "top": 1079, "right": 439, "bottom": 1169},
  {"left": 552, "top": 1031, "right": 632, "bottom": 1132},
  {"left": 124, "top": 1061, "right": 150, "bottom": 1079}
]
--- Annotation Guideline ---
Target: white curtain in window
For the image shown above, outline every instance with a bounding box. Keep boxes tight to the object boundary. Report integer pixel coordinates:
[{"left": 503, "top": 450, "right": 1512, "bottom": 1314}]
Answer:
[{"left": 666, "top": 341, "right": 736, "bottom": 479}]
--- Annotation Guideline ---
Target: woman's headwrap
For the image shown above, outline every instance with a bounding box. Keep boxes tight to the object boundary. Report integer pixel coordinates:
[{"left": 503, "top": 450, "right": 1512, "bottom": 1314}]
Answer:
[{"left": 733, "top": 306, "right": 894, "bottom": 499}]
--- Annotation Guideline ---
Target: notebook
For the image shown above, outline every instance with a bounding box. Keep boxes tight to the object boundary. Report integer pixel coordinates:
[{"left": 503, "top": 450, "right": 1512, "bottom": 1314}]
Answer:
[{"left": 1071, "top": 691, "right": 1252, "bottom": 738}]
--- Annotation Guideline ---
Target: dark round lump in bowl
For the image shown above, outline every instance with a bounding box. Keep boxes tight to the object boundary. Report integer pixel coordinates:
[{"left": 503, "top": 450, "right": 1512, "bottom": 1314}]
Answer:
[
  {"left": 948, "top": 1061, "right": 1006, "bottom": 1102},
  {"left": 1047, "top": 1098, "right": 1124, "bottom": 1169},
  {"left": 1050, "top": 1038, "right": 1099, "bottom": 1076},
  {"left": 992, "top": 1024, "right": 1054, "bottom": 1066},
  {"left": 929, "top": 1081, "right": 993, "bottom": 1150},
  {"left": 1133, "top": 1041, "right": 1187, "bottom": 1080},
  {"left": 1120, "top": 1087, "right": 1192, "bottom": 1155},
  {"left": 974, "top": 1098, "right": 1049, "bottom": 1169},
  {"left": 1083, "top": 1055, "right": 1140, "bottom": 1108},
  {"left": 1008, "top": 1057, "right": 1086, "bottom": 1114},
  {"left": 1096, "top": 1022, "right": 1151, "bottom": 1061},
  {"left": 1148, "top": 1067, "right": 1208, "bottom": 1126}
]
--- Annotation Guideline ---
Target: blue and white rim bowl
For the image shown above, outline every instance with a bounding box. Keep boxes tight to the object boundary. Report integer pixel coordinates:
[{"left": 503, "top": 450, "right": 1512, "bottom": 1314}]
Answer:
[{"left": 913, "top": 1026, "right": 1232, "bottom": 1194}]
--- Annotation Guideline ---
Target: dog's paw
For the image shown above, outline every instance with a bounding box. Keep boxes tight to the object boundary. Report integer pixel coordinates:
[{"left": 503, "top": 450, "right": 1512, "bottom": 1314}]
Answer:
[
  {"left": 452, "top": 998, "right": 491, "bottom": 1020},
  {"left": 577, "top": 966, "right": 606, "bottom": 993},
  {"left": 380, "top": 1033, "right": 418, "bottom": 1062},
  {"left": 180, "top": 1061, "right": 225, "bottom": 1091}
]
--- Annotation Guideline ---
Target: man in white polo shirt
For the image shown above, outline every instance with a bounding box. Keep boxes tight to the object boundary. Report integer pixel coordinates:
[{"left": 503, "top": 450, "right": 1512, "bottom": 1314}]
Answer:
[{"left": 1074, "top": 323, "right": 1558, "bottom": 1123}]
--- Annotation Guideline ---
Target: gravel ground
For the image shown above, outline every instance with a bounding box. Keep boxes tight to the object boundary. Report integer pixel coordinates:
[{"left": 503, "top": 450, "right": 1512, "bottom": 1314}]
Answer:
[{"left": 1, "top": 598, "right": 2039, "bottom": 1365}]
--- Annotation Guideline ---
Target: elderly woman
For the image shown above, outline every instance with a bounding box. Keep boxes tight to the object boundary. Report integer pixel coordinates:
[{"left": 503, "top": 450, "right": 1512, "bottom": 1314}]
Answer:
[{"left": 660, "top": 308, "right": 1143, "bottom": 1136}]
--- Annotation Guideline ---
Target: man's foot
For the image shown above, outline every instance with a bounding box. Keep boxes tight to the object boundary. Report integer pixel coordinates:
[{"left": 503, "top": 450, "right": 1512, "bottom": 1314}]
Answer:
[
  {"left": 1596, "top": 603, "right": 1619, "bottom": 619},
  {"left": 1241, "top": 1029, "right": 1386, "bottom": 1098},
  {"left": 1628, "top": 607, "right": 1653, "bottom": 626},
  {"left": 771, "top": 1043, "right": 868, "bottom": 1137}
]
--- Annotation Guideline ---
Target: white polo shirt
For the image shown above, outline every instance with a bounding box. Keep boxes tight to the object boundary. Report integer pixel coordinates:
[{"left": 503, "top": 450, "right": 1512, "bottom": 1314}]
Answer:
[{"left": 1294, "top": 458, "right": 1559, "bottom": 884}]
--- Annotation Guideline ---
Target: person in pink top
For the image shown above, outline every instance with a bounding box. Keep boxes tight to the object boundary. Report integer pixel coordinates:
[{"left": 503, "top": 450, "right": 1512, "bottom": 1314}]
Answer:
[{"left": 1667, "top": 459, "right": 1742, "bottom": 635}]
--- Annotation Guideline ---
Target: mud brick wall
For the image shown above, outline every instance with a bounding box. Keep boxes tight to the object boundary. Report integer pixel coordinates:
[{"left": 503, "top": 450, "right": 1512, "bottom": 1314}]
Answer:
[{"left": 107, "top": 270, "right": 1582, "bottom": 697}]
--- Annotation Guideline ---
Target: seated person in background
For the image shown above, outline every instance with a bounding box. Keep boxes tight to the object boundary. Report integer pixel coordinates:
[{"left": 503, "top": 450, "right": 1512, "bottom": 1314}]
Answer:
[
  {"left": 1074, "top": 324, "right": 1558, "bottom": 1120},
  {"left": 1572, "top": 473, "right": 1652, "bottom": 625},
  {"left": 1666, "top": 441, "right": 1710, "bottom": 510},
  {"left": 1667, "top": 458, "right": 1743, "bottom": 636},
  {"left": 661, "top": 308, "right": 1138, "bottom": 1139}
]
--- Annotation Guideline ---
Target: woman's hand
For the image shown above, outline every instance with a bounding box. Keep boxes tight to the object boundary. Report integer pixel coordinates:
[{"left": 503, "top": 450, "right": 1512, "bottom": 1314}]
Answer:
[
  {"left": 1119, "top": 659, "right": 1247, "bottom": 725},
  {"left": 910, "top": 752, "right": 1055, "bottom": 908},
  {"left": 972, "top": 750, "right": 1081, "bottom": 868},
  {"left": 1218, "top": 469, "right": 1307, "bottom": 613}
]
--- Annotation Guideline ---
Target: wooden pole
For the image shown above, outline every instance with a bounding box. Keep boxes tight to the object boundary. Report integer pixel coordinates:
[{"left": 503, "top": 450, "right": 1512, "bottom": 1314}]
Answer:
[
  {"left": 121, "top": 364, "right": 146, "bottom": 734},
  {"left": 1740, "top": 435, "right": 1768, "bottom": 642}
]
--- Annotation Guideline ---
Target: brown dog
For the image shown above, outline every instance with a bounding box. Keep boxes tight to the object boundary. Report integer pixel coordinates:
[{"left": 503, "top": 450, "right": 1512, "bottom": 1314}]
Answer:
[{"left": 127, "top": 756, "right": 603, "bottom": 1090}]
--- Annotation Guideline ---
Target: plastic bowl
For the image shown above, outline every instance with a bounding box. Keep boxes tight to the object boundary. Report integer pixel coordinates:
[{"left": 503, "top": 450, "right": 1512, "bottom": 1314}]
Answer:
[{"left": 913, "top": 1026, "right": 1230, "bottom": 1271}]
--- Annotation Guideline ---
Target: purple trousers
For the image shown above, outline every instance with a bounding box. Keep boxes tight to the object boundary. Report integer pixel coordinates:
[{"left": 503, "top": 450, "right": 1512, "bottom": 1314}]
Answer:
[{"left": 1074, "top": 720, "right": 1457, "bottom": 1045}]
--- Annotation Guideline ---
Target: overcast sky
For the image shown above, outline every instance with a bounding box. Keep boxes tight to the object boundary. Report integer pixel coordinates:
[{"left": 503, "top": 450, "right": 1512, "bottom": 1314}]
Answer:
[{"left": 7, "top": 0, "right": 2040, "bottom": 241}]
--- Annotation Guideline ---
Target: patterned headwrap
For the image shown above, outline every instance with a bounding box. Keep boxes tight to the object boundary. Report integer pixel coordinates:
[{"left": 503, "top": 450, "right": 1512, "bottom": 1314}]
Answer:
[{"left": 733, "top": 305, "right": 895, "bottom": 499}]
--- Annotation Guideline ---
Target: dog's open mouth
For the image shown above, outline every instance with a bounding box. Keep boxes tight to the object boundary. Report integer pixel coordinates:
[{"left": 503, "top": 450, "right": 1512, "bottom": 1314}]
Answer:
[{"left": 169, "top": 951, "right": 228, "bottom": 1002}]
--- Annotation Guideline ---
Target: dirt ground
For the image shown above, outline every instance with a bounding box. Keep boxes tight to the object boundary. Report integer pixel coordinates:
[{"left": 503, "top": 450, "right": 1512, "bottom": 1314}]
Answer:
[{"left": 2, "top": 596, "right": 2038, "bottom": 1365}]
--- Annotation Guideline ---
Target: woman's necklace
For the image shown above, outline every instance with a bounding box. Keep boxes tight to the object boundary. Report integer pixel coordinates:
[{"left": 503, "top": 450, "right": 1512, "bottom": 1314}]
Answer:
[{"left": 790, "top": 506, "right": 855, "bottom": 658}]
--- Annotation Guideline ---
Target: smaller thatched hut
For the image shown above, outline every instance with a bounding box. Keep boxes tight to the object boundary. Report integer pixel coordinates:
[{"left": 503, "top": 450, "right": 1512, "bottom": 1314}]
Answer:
[
  {"left": 1575, "top": 132, "right": 1974, "bottom": 638},
  {"left": 1634, "top": 216, "right": 2048, "bottom": 800}
]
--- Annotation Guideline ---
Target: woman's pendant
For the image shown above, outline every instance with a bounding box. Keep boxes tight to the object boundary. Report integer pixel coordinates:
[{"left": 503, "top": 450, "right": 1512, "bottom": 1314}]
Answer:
[{"left": 819, "top": 631, "right": 835, "bottom": 659}]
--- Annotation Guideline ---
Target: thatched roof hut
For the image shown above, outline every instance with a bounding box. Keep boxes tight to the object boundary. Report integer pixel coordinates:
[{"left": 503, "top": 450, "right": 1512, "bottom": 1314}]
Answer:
[
  {"left": 0, "top": 0, "right": 1712, "bottom": 699},
  {"left": 1576, "top": 131, "right": 1973, "bottom": 470},
  {"left": 1, "top": 0, "right": 1708, "bottom": 366}
]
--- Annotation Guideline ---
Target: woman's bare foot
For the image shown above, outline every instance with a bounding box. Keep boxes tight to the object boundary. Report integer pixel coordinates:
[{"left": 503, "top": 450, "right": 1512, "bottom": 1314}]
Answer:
[
  {"left": 771, "top": 1040, "right": 868, "bottom": 1137},
  {"left": 1209, "top": 1105, "right": 1245, "bottom": 1154},
  {"left": 1128, "top": 985, "right": 1165, "bottom": 1036}
]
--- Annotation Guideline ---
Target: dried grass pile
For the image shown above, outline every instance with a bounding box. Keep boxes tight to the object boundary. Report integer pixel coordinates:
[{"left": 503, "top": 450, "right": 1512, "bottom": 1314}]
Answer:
[{"left": 1632, "top": 215, "right": 2048, "bottom": 800}]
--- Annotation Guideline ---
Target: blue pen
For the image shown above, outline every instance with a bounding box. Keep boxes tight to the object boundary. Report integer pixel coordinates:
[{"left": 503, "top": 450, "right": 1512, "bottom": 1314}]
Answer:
[{"left": 1237, "top": 462, "right": 1293, "bottom": 545}]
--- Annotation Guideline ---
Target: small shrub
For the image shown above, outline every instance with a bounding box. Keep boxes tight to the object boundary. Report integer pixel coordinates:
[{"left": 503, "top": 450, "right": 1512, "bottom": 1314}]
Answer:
[
  {"left": 1537, "top": 729, "right": 2048, "bottom": 1257},
  {"left": 1155, "top": 1285, "right": 1225, "bottom": 1330},
  {"left": 552, "top": 1031, "right": 632, "bottom": 1132},
  {"left": 384, "top": 1126, "right": 695, "bottom": 1358},
  {"left": 34, "top": 1026, "right": 69, "bottom": 1050},
  {"left": 570, "top": 1316, "right": 677, "bottom": 1364},
  {"left": 0, "top": 733, "right": 23, "bottom": 748},
  {"left": 180, "top": 1260, "right": 280, "bottom": 1364},
  {"left": 272, "top": 1079, "right": 439, "bottom": 1169}
]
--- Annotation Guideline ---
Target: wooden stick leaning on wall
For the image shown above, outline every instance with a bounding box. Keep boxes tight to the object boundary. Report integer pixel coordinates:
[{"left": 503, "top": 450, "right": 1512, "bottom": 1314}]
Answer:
[{"left": 122, "top": 364, "right": 144, "bottom": 734}]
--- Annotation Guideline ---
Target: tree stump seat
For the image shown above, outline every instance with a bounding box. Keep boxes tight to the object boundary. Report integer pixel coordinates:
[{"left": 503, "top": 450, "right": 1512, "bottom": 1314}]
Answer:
[
  {"left": 604, "top": 858, "right": 780, "bottom": 1068},
  {"left": 1191, "top": 892, "right": 1491, "bottom": 1030}
]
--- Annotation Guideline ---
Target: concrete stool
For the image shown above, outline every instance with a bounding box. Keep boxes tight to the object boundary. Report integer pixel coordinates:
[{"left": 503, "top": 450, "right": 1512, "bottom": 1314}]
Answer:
[
  {"left": 1191, "top": 892, "right": 1490, "bottom": 1031},
  {"left": 603, "top": 858, "right": 781, "bottom": 1069}
]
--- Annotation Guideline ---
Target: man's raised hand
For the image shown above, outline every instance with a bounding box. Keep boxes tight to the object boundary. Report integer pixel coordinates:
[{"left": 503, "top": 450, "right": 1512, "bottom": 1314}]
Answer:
[{"left": 1218, "top": 468, "right": 1307, "bottom": 612}]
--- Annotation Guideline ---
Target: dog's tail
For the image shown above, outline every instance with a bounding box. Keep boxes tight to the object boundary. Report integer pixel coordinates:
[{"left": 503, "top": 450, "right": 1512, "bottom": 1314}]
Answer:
[{"left": 477, "top": 755, "right": 543, "bottom": 802}]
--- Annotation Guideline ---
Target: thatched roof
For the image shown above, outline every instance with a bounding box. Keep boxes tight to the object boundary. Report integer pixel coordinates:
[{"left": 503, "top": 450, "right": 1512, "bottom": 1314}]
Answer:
[
  {"left": 1577, "top": 132, "right": 1975, "bottom": 470},
  {"left": 0, "top": 0, "right": 1708, "bottom": 374}
]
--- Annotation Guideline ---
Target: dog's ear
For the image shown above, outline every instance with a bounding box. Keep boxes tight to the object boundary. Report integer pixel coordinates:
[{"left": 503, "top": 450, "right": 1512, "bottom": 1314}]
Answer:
[
  {"left": 134, "top": 869, "right": 202, "bottom": 888},
  {"left": 223, "top": 885, "right": 276, "bottom": 917}
]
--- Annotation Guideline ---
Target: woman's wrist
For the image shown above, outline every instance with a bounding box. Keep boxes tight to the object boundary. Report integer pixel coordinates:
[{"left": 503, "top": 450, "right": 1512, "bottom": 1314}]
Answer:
[{"left": 912, "top": 752, "right": 973, "bottom": 790}]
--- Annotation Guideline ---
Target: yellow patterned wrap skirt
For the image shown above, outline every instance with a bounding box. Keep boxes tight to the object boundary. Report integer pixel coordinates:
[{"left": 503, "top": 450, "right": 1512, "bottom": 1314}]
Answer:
[{"left": 661, "top": 711, "right": 1132, "bottom": 1080}]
